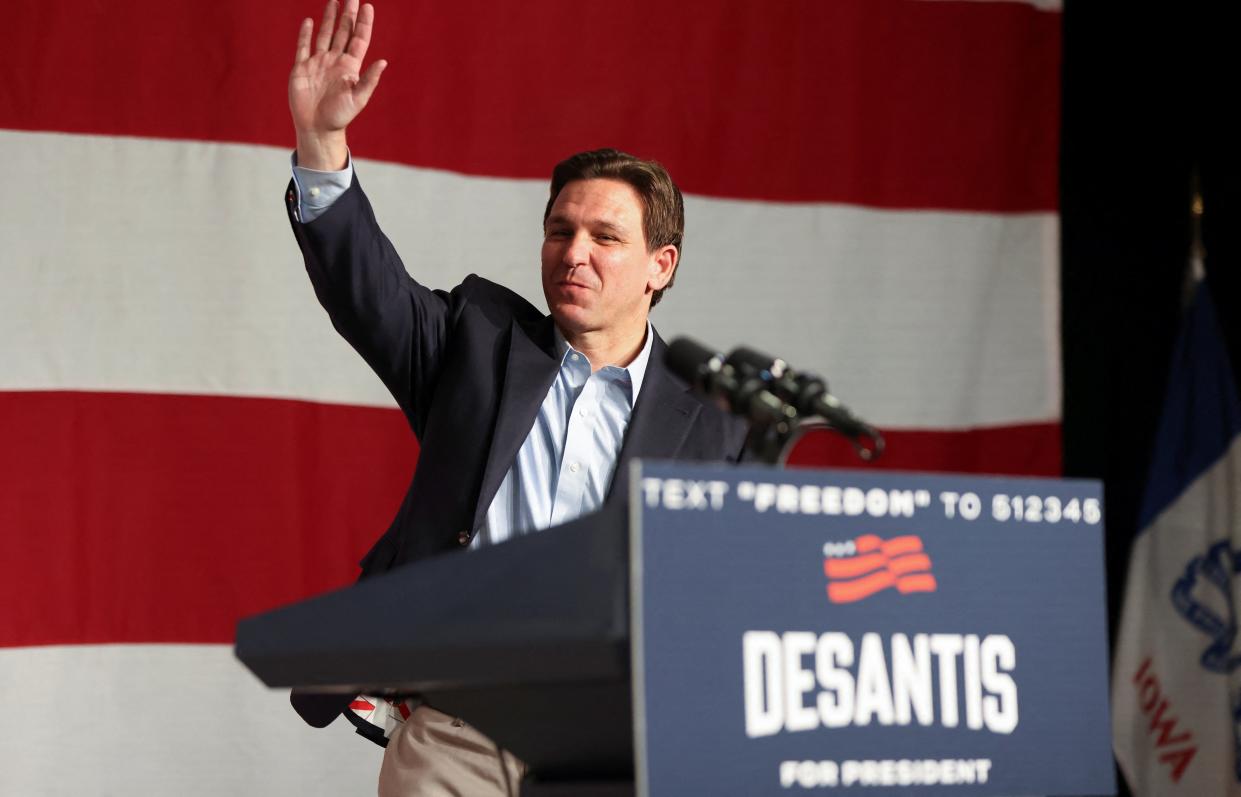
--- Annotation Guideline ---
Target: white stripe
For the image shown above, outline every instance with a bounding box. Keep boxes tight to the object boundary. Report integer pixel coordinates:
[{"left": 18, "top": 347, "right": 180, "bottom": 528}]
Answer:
[
  {"left": 0, "top": 644, "right": 381, "bottom": 795},
  {"left": 1, "top": 130, "right": 1058, "bottom": 428}
]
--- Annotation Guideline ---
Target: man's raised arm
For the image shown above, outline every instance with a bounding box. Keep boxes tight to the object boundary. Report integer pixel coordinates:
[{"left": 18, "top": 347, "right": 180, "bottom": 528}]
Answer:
[
  {"left": 285, "top": 1, "right": 460, "bottom": 428},
  {"left": 289, "top": 0, "right": 387, "bottom": 171}
]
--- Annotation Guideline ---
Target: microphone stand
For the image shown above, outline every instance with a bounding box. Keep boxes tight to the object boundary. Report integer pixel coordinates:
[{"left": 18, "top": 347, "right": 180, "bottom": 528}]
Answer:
[
  {"left": 771, "top": 418, "right": 885, "bottom": 467},
  {"left": 743, "top": 413, "right": 799, "bottom": 465}
]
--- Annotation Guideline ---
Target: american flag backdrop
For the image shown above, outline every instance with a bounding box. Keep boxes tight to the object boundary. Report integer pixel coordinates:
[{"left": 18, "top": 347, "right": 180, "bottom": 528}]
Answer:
[{"left": 0, "top": 0, "right": 1061, "bottom": 792}]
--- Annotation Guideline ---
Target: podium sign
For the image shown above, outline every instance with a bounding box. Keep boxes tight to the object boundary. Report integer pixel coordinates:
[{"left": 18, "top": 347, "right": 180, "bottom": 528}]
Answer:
[{"left": 630, "top": 463, "right": 1115, "bottom": 797}]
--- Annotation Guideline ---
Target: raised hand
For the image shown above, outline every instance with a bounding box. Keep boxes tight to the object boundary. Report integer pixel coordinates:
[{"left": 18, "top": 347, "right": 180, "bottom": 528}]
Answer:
[{"left": 289, "top": 0, "right": 387, "bottom": 170}]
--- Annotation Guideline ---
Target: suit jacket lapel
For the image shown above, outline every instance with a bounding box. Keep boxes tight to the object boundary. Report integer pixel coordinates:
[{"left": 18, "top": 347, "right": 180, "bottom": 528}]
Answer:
[
  {"left": 609, "top": 333, "right": 701, "bottom": 500},
  {"left": 472, "top": 316, "right": 561, "bottom": 531}
]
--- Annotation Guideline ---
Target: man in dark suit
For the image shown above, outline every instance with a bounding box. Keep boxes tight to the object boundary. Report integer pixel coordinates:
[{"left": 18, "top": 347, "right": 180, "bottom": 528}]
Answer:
[{"left": 285, "top": 1, "right": 747, "bottom": 793}]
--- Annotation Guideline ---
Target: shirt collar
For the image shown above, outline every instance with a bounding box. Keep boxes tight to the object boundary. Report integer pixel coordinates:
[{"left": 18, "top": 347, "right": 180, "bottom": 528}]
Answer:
[
  {"left": 552, "top": 321, "right": 655, "bottom": 405},
  {"left": 626, "top": 322, "right": 655, "bottom": 401}
]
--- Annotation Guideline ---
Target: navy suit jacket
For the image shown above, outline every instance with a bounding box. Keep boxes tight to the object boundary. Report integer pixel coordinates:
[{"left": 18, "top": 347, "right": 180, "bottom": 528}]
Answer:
[{"left": 284, "top": 177, "right": 748, "bottom": 727}]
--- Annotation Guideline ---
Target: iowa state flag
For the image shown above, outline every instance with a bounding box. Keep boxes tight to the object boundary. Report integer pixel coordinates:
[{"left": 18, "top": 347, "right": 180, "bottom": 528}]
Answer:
[{"left": 1112, "top": 281, "right": 1241, "bottom": 794}]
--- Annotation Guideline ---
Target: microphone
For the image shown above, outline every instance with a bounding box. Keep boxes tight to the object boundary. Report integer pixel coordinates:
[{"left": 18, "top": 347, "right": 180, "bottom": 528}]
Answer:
[
  {"left": 665, "top": 337, "right": 796, "bottom": 428},
  {"left": 726, "top": 346, "right": 884, "bottom": 458}
]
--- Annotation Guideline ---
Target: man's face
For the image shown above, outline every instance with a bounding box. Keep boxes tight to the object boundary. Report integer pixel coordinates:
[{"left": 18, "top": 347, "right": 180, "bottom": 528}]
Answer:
[{"left": 541, "top": 178, "right": 675, "bottom": 338}]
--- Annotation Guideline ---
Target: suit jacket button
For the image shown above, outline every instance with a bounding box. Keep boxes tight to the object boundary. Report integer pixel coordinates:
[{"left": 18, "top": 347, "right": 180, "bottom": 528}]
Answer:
[{"left": 457, "top": 531, "right": 470, "bottom": 546}]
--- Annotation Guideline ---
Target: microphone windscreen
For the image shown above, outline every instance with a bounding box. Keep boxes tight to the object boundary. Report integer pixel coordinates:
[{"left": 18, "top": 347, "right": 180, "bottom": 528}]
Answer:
[
  {"left": 665, "top": 336, "right": 722, "bottom": 385},
  {"left": 726, "top": 346, "right": 779, "bottom": 375}
]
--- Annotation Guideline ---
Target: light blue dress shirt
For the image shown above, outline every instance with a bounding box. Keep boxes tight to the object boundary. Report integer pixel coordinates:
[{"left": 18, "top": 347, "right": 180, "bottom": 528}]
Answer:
[
  {"left": 474, "top": 325, "right": 652, "bottom": 547},
  {"left": 289, "top": 153, "right": 353, "bottom": 223},
  {"left": 291, "top": 156, "right": 654, "bottom": 547}
]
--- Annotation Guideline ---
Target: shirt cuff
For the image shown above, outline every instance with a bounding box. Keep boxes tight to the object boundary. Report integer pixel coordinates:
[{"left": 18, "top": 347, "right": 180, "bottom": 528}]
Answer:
[{"left": 290, "top": 151, "right": 354, "bottom": 223}]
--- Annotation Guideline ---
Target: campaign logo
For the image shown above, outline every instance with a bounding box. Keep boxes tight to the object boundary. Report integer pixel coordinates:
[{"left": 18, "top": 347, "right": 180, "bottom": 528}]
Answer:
[
  {"left": 823, "top": 534, "right": 937, "bottom": 603},
  {"left": 1171, "top": 539, "right": 1241, "bottom": 782}
]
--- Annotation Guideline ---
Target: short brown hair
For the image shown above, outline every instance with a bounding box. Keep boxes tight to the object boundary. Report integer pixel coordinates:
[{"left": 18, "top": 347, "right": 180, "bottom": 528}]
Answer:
[{"left": 544, "top": 148, "right": 684, "bottom": 308}]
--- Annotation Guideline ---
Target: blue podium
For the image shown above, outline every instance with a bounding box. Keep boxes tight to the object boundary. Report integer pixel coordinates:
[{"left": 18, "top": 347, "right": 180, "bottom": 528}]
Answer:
[{"left": 236, "top": 463, "right": 1115, "bottom": 796}]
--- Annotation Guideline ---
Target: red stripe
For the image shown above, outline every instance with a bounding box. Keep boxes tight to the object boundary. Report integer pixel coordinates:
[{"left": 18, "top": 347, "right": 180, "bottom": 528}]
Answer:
[
  {"left": 855, "top": 534, "right": 883, "bottom": 553},
  {"left": 827, "top": 570, "right": 896, "bottom": 603},
  {"left": 2, "top": 0, "right": 1059, "bottom": 211},
  {"left": 0, "top": 391, "right": 1056, "bottom": 646},
  {"left": 895, "top": 573, "right": 938, "bottom": 594},
  {"left": 0, "top": 391, "right": 415, "bottom": 647},
  {"left": 887, "top": 552, "right": 932, "bottom": 576},
  {"left": 880, "top": 536, "right": 925, "bottom": 557},
  {"left": 785, "top": 422, "right": 1062, "bottom": 476}
]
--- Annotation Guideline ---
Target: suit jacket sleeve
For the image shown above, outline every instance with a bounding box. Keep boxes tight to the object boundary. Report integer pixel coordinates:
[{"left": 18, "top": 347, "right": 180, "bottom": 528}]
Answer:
[
  {"left": 284, "top": 177, "right": 458, "bottom": 730},
  {"left": 286, "top": 175, "right": 460, "bottom": 439}
]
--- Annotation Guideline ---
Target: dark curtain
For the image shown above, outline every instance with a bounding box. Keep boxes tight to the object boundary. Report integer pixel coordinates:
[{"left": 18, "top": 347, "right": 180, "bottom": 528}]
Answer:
[{"left": 1061, "top": 2, "right": 1237, "bottom": 793}]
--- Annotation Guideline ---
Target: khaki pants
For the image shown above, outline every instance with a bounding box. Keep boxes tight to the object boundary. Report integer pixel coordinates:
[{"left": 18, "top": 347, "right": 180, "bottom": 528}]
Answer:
[{"left": 378, "top": 705, "right": 527, "bottom": 797}]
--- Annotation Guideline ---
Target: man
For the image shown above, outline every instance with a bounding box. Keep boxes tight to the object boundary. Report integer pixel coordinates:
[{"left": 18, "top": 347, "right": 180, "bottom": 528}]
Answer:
[{"left": 284, "top": 1, "right": 748, "bottom": 793}]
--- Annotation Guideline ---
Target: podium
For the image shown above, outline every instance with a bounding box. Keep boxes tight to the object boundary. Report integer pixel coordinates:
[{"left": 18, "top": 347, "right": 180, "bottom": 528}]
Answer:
[
  {"left": 236, "top": 463, "right": 1116, "bottom": 796},
  {"left": 236, "top": 503, "right": 636, "bottom": 787}
]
